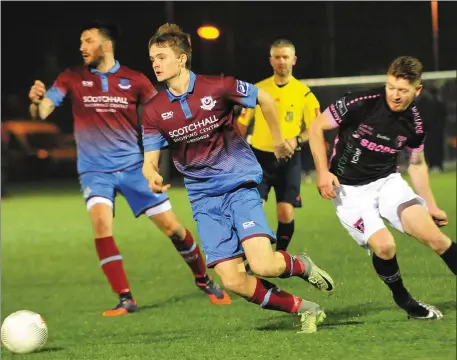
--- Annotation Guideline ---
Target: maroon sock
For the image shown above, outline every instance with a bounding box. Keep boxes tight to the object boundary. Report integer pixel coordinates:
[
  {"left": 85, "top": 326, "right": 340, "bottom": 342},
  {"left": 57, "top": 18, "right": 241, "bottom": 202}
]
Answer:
[
  {"left": 249, "top": 277, "right": 302, "bottom": 313},
  {"left": 95, "top": 236, "right": 130, "bottom": 294},
  {"left": 277, "top": 250, "right": 305, "bottom": 278},
  {"left": 170, "top": 229, "right": 207, "bottom": 279}
]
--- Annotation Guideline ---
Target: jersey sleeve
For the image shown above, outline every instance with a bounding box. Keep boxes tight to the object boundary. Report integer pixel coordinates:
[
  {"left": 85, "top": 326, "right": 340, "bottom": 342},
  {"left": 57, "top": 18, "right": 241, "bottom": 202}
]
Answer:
[
  {"left": 46, "top": 69, "right": 72, "bottom": 107},
  {"left": 323, "top": 91, "right": 377, "bottom": 128},
  {"left": 222, "top": 76, "right": 258, "bottom": 109},
  {"left": 406, "top": 133, "right": 425, "bottom": 153},
  {"left": 137, "top": 73, "right": 158, "bottom": 105},
  {"left": 141, "top": 101, "right": 169, "bottom": 151},
  {"left": 303, "top": 90, "right": 321, "bottom": 130}
]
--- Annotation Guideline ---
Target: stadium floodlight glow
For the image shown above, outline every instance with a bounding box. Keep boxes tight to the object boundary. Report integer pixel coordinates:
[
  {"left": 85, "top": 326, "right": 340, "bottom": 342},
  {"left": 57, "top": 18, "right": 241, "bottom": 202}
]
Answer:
[{"left": 197, "top": 25, "right": 220, "bottom": 40}]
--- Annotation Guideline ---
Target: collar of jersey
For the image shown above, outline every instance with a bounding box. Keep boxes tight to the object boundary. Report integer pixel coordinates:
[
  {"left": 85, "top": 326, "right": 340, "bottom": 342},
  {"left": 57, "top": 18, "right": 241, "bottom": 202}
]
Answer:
[
  {"left": 165, "top": 71, "right": 196, "bottom": 102},
  {"left": 89, "top": 60, "right": 121, "bottom": 75}
]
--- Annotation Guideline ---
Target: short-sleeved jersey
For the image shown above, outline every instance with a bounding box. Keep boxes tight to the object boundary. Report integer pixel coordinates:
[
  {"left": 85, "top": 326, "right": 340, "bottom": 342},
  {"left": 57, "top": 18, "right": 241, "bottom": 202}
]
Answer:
[
  {"left": 238, "top": 76, "right": 320, "bottom": 152},
  {"left": 142, "top": 71, "right": 262, "bottom": 202},
  {"left": 46, "top": 61, "right": 157, "bottom": 174},
  {"left": 324, "top": 87, "right": 426, "bottom": 185}
]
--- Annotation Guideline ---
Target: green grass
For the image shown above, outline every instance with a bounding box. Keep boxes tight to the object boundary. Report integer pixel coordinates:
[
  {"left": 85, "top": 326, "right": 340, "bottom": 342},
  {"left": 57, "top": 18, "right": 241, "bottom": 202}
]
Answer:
[{"left": 1, "top": 173, "right": 456, "bottom": 360}]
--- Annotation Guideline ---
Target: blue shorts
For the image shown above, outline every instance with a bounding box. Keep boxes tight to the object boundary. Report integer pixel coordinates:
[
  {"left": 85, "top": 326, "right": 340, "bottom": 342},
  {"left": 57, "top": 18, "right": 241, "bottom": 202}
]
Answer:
[
  {"left": 191, "top": 186, "right": 275, "bottom": 268},
  {"left": 79, "top": 162, "right": 169, "bottom": 217}
]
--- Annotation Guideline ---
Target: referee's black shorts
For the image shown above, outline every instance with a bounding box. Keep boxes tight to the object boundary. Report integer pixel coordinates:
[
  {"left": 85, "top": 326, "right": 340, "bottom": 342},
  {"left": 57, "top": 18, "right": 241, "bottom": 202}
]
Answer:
[{"left": 251, "top": 147, "right": 302, "bottom": 207}]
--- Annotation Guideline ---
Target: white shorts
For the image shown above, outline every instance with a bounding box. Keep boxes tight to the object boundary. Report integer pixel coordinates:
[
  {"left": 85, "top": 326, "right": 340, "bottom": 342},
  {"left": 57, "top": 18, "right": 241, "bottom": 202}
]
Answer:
[{"left": 333, "top": 173, "right": 426, "bottom": 250}]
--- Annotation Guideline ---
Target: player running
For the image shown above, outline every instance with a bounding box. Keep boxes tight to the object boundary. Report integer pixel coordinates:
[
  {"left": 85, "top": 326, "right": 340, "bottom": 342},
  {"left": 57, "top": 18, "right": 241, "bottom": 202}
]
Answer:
[
  {"left": 142, "top": 23, "right": 334, "bottom": 333},
  {"left": 309, "top": 56, "right": 456, "bottom": 320},
  {"left": 28, "top": 21, "right": 230, "bottom": 317}
]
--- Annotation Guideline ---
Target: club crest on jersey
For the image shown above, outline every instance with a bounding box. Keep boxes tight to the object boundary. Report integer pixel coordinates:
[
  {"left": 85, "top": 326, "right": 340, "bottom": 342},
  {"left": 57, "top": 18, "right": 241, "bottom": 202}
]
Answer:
[
  {"left": 236, "top": 80, "right": 249, "bottom": 96},
  {"left": 336, "top": 97, "right": 348, "bottom": 115},
  {"left": 161, "top": 111, "right": 174, "bottom": 120},
  {"left": 200, "top": 96, "right": 217, "bottom": 110},
  {"left": 118, "top": 78, "right": 131, "bottom": 90}
]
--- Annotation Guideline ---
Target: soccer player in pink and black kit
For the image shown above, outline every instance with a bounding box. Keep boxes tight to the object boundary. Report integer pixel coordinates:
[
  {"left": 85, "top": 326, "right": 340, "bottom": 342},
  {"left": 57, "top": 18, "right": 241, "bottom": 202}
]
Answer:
[
  {"left": 142, "top": 23, "right": 335, "bottom": 333},
  {"left": 28, "top": 21, "right": 230, "bottom": 316},
  {"left": 309, "top": 56, "right": 456, "bottom": 320}
]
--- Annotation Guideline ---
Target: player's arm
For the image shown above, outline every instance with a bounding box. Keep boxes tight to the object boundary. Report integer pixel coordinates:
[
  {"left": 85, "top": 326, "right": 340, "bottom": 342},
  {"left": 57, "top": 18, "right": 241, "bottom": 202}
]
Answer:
[
  {"left": 29, "top": 71, "right": 71, "bottom": 120},
  {"left": 142, "top": 103, "right": 170, "bottom": 193},
  {"left": 299, "top": 91, "right": 321, "bottom": 143},
  {"left": 223, "top": 77, "right": 292, "bottom": 159},
  {"left": 29, "top": 81, "right": 56, "bottom": 120},
  {"left": 257, "top": 89, "right": 293, "bottom": 159},
  {"left": 236, "top": 107, "right": 255, "bottom": 138},
  {"left": 407, "top": 149, "right": 448, "bottom": 226}
]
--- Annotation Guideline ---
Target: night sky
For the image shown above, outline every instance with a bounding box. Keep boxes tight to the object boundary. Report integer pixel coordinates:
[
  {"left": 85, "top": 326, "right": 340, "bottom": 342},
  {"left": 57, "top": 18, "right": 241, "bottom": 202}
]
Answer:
[{"left": 2, "top": 1, "right": 456, "bottom": 131}]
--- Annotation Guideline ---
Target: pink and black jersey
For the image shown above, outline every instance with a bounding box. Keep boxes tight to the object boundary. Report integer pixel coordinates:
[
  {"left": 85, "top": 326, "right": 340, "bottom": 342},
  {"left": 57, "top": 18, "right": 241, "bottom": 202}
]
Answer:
[
  {"left": 46, "top": 61, "right": 157, "bottom": 174},
  {"left": 324, "top": 87, "right": 426, "bottom": 185},
  {"left": 142, "top": 71, "right": 262, "bottom": 201}
]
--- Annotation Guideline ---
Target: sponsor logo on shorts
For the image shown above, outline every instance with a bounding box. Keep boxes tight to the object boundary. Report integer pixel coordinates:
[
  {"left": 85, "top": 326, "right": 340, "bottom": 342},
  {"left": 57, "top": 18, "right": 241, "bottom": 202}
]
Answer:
[
  {"left": 353, "top": 218, "right": 365, "bottom": 233},
  {"left": 242, "top": 221, "right": 256, "bottom": 229},
  {"left": 83, "top": 186, "right": 92, "bottom": 199}
]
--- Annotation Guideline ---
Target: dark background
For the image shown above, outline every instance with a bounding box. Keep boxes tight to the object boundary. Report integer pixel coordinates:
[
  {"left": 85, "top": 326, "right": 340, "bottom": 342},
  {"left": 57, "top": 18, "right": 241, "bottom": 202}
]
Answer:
[{"left": 2, "top": 1, "right": 456, "bottom": 131}]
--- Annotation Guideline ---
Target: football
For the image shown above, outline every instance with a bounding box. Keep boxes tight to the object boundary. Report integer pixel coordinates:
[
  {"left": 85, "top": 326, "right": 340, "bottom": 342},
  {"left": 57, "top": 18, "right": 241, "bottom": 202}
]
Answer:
[{"left": 1, "top": 310, "right": 48, "bottom": 354}]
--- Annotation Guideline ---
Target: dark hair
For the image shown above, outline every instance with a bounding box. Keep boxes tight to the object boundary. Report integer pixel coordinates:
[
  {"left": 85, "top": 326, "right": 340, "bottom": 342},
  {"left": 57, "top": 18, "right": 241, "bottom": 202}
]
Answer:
[
  {"left": 148, "top": 23, "right": 192, "bottom": 69},
  {"left": 387, "top": 56, "right": 423, "bottom": 84},
  {"left": 81, "top": 20, "right": 119, "bottom": 52}
]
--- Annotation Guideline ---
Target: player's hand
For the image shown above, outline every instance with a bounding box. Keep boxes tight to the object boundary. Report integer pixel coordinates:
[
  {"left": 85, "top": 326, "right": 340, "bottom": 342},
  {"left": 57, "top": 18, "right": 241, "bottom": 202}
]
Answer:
[
  {"left": 429, "top": 207, "right": 448, "bottom": 227},
  {"left": 29, "top": 80, "right": 46, "bottom": 104},
  {"left": 148, "top": 172, "right": 171, "bottom": 193},
  {"left": 286, "top": 137, "right": 298, "bottom": 151},
  {"left": 273, "top": 140, "right": 294, "bottom": 161},
  {"left": 316, "top": 171, "right": 340, "bottom": 200}
]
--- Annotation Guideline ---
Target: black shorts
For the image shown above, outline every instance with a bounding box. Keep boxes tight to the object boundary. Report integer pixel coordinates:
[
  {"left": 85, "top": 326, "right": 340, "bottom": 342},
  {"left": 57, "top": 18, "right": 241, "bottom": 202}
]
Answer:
[{"left": 252, "top": 147, "right": 302, "bottom": 207}]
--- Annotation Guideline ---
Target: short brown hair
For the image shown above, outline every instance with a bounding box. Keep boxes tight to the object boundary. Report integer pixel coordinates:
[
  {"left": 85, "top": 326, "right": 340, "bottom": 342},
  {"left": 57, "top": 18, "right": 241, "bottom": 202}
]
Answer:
[
  {"left": 148, "top": 23, "right": 192, "bottom": 69},
  {"left": 270, "top": 39, "right": 295, "bottom": 56},
  {"left": 387, "top": 56, "right": 423, "bottom": 84}
]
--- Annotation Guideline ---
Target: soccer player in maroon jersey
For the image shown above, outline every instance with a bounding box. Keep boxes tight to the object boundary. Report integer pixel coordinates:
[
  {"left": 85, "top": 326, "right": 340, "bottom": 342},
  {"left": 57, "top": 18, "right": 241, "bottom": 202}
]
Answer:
[
  {"left": 141, "top": 23, "right": 335, "bottom": 333},
  {"left": 309, "top": 56, "right": 456, "bottom": 320},
  {"left": 28, "top": 21, "right": 230, "bottom": 316}
]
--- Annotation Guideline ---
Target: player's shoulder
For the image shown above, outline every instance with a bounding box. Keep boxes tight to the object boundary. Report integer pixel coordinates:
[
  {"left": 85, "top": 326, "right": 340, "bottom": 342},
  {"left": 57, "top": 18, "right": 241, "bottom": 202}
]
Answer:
[
  {"left": 59, "top": 65, "right": 87, "bottom": 77},
  {"left": 117, "top": 65, "right": 148, "bottom": 81},
  {"left": 291, "top": 77, "right": 311, "bottom": 93},
  {"left": 341, "top": 87, "right": 384, "bottom": 108},
  {"left": 144, "top": 90, "right": 168, "bottom": 110}
]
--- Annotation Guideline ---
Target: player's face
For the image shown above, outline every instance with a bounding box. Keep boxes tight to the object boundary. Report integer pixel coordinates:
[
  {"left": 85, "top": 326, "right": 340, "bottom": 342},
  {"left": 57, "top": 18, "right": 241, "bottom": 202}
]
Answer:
[
  {"left": 80, "top": 29, "right": 106, "bottom": 66},
  {"left": 269, "top": 46, "right": 297, "bottom": 77},
  {"left": 385, "top": 75, "right": 423, "bottom": 112},
  {"left": 149, "top": 44, "right": 184, "bottom": 82}
]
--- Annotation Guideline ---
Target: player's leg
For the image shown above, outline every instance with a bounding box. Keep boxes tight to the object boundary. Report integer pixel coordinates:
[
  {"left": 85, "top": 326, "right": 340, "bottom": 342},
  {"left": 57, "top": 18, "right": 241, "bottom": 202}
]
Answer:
[
  {"left": 274, "top": 151, "right": 302, "bottom": 251},
  {"left": 335, "top": 177, "right": 442, "bottom": 319},
  {"left": 213, "top": 257, "right": 326, "bottom": 333},
  {"left": 231, "top": 187, "right": 334, "bottom": 293},
  {"left": 379, "top": 173, "right": 456, "bottom": 275},
  {"left": 149, "top": 208, "right": 231, "bottom": 304},
  {"left": 80, "top": 172, "right": 136, "bottom": 316},
  {"left": 118, "top": 163, "right": 230, "bottom": 304}
]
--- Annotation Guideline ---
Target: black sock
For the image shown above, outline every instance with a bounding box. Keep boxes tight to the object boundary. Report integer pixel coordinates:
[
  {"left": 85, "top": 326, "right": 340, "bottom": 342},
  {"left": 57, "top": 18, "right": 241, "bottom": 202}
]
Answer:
[
  {"left": 276, "top": 220, "right": 294, "bottom": 251},
  {"left": 440, "top": 242, "right": 457, "bottom": 275},
  {"left": 372, "top": 254, "right": 409, "bottom": 301},
  {"left": 120, "top": 290, "right": 133, "bottom": 301}
]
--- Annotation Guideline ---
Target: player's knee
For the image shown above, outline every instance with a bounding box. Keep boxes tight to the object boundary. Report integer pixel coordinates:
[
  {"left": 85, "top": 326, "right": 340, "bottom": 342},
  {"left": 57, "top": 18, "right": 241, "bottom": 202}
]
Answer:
[
  {"left": 92, "top": 218, "right": 112, "bottom": 238},
  {"left": 369, "top": 230, "right": 396, "bottom": 258},
  {"left": 425, "top": 232, "right": 451, "bottom": 254},
  {"left": 219, "top": 272, "right": 248, "bottom": 295},
  {"left": 277, "top": 203, "right": 294, "bottom": 223}
]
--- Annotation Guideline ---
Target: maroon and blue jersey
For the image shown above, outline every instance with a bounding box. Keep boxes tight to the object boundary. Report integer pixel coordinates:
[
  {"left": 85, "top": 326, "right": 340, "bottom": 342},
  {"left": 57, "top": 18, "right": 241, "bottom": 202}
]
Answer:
[
  {"left": 142, "top": 71, "right": 262, "bottom": 201},
  {"left": 46, "top": 61, "right": 157, "bottom": 174},
  {"left": 324, "top": 87, "right": 426, "bottom": 185}
]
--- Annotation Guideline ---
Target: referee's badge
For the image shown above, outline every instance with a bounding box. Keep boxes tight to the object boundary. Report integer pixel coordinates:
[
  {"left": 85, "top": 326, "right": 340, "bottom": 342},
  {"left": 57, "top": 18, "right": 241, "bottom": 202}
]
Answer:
[{"left": 285, "top": 111, "right": 294, "bottom": 122}]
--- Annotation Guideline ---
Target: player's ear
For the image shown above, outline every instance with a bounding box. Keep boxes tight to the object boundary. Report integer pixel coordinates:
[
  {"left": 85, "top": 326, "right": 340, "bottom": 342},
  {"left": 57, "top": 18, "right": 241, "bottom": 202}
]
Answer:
[
  {"left": 179, "top": 53, "right": 187, "bottom": 68},
  {"left": 292, "top": 56, "right": 297, "bottom": 66},
  {"left": 415, "top": 83, "right": 423, "bottom": 97}
]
